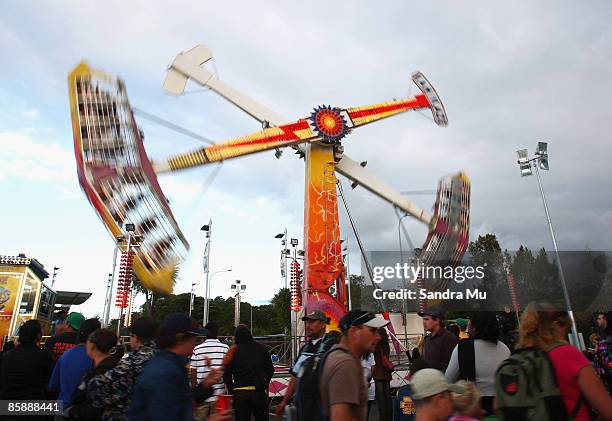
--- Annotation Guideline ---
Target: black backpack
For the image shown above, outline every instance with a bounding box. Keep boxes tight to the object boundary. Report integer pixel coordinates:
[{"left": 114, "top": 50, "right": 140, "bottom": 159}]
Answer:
[
  {"left": 294, "top": 339, "right": 345, "bottom": 421},
  {"left": 495, "top": 345, "right": 585, "bottom": 421}
]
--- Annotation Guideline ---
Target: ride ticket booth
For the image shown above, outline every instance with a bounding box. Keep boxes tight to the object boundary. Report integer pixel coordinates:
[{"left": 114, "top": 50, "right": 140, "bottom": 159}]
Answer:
[{"left": 0, "top": 254, "right": 55, "bottom": 348}]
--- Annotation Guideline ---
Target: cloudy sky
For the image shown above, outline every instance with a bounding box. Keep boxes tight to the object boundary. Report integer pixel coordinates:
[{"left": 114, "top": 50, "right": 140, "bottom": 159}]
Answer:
[{"left": 1, "top": 1, "right": 611, "bottom": 317}]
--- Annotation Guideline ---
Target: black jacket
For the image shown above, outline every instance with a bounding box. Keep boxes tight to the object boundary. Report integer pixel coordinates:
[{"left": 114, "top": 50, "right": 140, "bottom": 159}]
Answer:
[
  {"left": 0, "top": 343, "right": 52, "bottom": 399},
  {"left": 64, "top": 355, "right": 120, "bottom": 420},
  {"left": 224, "top": 326, "right": 274, "bottom": 392}
]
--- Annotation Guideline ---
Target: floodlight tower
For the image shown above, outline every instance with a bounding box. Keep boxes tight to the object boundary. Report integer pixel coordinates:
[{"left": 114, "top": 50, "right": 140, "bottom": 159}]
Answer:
[
  {"left": 516, "top": 142, "right": 580, "bottom": 348},
  {"left": 275, "top": 229, "right": 289, "bottom": 289},
  {"left": 231, "top": 279, "right": 246, "bottom": 327},
  {"left": 51, "top": 266, "right": 60, "bottom": 287},
  {"left": 201, "top": 221, "right": 212, "bottom": 325}
]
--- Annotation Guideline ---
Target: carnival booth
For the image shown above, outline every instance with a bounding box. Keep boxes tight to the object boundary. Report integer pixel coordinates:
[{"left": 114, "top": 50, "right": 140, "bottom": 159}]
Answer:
[{"left": 0, "top": 254, "right": 92, "bottom": 347}]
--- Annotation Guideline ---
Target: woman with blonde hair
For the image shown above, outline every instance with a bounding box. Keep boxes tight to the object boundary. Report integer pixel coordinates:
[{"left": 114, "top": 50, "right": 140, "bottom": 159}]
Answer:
[
  {"left": 517, "top": 302, "right": 612, "bottom": 420},
  {"left": 449, "top": 381, "right": 484, "bottom": 421}
]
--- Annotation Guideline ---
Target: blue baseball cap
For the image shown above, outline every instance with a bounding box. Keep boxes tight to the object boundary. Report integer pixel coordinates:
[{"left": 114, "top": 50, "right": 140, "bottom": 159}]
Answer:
[{"left": 159, "top": 314, "right": 208, "bottom": 336}]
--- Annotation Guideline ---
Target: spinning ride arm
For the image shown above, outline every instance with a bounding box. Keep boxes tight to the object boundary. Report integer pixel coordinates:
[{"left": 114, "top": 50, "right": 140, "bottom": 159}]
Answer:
[
  {"left": 152, "top": 91, "right": 434, "bottom": 173},
  {"left": 163, "top": 45, "right": 289, "bottom": 126},
  {"left": 156, "top": 46, "right": 444, "bottom": 174}
]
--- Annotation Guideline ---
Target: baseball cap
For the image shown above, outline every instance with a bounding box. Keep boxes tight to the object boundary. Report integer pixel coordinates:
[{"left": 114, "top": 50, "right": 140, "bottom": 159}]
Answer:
[
  {"left": 65, "top": 312, "right": 85, "bottom": 330},
  {"left": 450, "top": 318, "right": 468, "bottom": 329},
  {"left": 129, "top": 316, "right": 159, "bottom": 339},
  {"left": 410, "top": 368, "right": 465, "bottom": 400},
  {"left": 78, "top": 318, "right": 102, "bottom": 342},
  {"left": 418, "top": 307, "right": 444, "bottom": 320},
  {"left": 302, "top": 310, "right": 330, "bottom": 324},
  {"left": 159, "top": 314, "right": 208, "bottom": 336},
  {"left": 339, "top": 310, "right": 390, "bottom": 331}
]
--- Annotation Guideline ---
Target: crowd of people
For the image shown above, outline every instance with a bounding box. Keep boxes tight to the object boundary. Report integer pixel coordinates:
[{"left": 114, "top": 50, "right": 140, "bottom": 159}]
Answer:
[
  {"left": 276, "top": 306, "right": 612, "bottom": 421},
  {"left": 0, "top": 312, "right": 257, "bottom": 421},
  {"left": 0, "top": 305, "right": 610, "bottom": 421},
  {"left": 400, "top": 306, "right": 612, "bottom": 421}
]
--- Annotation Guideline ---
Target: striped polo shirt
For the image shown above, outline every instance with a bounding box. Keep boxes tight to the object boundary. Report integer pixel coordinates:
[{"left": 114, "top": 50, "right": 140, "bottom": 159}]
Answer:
[{"left": 191, "top": 338, "right": 230, "bottom": 401}]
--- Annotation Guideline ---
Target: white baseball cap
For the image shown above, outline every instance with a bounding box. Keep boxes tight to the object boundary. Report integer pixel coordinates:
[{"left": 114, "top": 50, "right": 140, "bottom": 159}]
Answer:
[{"left": 410, "top": 369, "right": 465, "bottom": 400}]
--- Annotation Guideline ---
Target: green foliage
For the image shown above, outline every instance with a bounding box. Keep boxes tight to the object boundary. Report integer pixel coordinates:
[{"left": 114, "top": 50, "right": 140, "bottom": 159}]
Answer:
[
  {"left": 349, "top": 274, "right": 364, "bottom": 309},
  {"left": 131, "top": 268, "right": 179, "bottom": 317},
  {"left": 464, "top": 235, "right": 564, "bottom": 311},
  {"left": 271, "top": 288, "right": 291, "bottom": 333},
  {"left": 510, "top": 246, "right": 563, "bottom": 307},
  {"left": 467, "top": 234, "right": 509, "bottom": 311},
  {"left": 469, "top": 233, "right": 501, "bottom": 254},
  {"left": 139, "top": 288, "right": 292, "bottom": 337}
]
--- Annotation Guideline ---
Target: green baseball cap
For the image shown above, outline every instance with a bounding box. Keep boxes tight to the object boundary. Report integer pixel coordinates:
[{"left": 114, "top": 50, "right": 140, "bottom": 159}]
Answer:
[
  {"left": 65, "top": 312, "right": 85, "bottom": 330},
  {"left": 302, "top": 310, "right": 330, "bottom": 324},
  {"left": 450, "top": 318, "right": 468, "bottom": 329}
]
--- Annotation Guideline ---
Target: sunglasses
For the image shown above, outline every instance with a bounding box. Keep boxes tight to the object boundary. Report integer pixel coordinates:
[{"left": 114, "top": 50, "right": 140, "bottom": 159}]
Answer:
[{"left": 340, "top": 312, "right": 376, "bottom": 330}]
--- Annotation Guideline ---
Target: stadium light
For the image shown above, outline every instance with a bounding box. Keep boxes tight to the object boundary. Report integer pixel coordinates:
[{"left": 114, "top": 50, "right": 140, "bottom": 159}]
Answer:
[{"left": 515, "top": 142, "right": 580, "bottom": 348}]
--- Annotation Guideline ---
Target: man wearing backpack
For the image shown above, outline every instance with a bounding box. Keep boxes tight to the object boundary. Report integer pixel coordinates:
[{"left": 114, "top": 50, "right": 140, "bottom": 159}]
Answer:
[
  {"left": 275, "top": 310, "right": 335, "bottom": 420},
  {"left": 319, "top": 310, "right": 389, "bottom": 421}
]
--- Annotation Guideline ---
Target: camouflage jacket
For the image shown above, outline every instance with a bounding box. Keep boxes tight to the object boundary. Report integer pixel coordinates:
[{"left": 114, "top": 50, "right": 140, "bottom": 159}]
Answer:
[{"left": 88, "top": 341, "right": 156, "bottom": 421}]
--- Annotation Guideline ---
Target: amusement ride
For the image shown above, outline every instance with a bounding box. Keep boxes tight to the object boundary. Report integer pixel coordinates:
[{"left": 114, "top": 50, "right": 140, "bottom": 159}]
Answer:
[{"left": 68, "top": 44, "right": 471, "bottom": 340}]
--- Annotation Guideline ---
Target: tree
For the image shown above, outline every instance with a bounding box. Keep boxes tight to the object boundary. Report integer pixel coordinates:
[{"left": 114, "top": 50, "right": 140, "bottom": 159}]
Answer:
[
  {"left": 270, "top": 288, "right": 291, "bottom": 334},
  {"left": 208, "top": 296, "right": 236, "bottom": 335},
  {"left": 469, "top": 234, "right": 501, "bottom": 255},
  {"left": 131, "top": 268, "right": 180, "bottom": 317},
  {"left": 467, "top": 234, "right": 509, "bottom": 311},
  {"left": 510, "top": 246, "right": 561, "bottom": 307},
  {"left": 349, "top": 274, "right": 364, "bottom": 309},
  {"left": 149, "top": 292, "right": 192, "bottom": 321}
]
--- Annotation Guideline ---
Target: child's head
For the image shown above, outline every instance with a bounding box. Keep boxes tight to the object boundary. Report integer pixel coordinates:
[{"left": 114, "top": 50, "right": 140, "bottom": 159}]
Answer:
[{"left": 451, "top": 381, "right": 482, "bottom": 417}]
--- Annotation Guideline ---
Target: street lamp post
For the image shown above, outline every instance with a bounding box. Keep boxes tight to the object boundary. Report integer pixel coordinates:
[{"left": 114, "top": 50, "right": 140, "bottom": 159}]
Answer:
[
  {"left": 516, "top": 142, "right": 580, "bottom": 348},
  {"left": 203, "top": 269, "right": 232, "bottom": 325}
]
